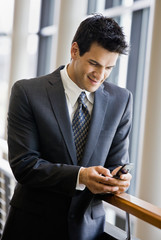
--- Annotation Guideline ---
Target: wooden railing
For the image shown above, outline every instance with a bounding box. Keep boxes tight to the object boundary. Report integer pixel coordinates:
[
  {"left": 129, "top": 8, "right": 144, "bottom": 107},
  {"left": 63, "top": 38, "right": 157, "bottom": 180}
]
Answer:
[
  {"left": 102, "top": 192, "right": 161, "bottom": 239},
  {"left": 103, "top": 193, "right": 161, "bottom": 229},
  {"left": 1, "top": 139, "right": 161, "bottom": 238}
]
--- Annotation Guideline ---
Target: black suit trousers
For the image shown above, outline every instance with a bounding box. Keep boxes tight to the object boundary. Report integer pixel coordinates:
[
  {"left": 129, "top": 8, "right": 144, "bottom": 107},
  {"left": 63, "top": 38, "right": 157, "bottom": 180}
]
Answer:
[
  {"left": 1, "top": 206, "right": 69, "bottom": 240},
  {"left": 1, "top": 206, "right": 111, "bottom": 240}
]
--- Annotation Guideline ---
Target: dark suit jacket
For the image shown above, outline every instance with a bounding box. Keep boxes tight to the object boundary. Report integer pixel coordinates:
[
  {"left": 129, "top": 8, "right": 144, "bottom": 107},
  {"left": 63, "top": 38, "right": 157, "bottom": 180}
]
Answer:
[{"left": 7, "top": 66, "right": 133, "bottom": 240}]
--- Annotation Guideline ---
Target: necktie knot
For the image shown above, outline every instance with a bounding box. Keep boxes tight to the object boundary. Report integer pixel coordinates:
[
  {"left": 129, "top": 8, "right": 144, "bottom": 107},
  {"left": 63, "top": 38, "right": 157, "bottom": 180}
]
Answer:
[{"left": 78, "top": 92, "right": 86, "bottom": 106}]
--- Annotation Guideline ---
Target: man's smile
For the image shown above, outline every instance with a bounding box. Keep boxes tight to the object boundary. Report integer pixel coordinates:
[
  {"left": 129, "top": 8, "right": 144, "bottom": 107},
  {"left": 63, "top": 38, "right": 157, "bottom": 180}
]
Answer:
[{"left": 88, "top": 76, "right": 101, "bottom": 85}]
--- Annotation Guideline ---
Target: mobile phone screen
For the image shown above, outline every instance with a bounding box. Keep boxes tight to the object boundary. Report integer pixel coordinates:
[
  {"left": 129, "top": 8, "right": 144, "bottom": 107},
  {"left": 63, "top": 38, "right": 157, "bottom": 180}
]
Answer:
[{"left": 113, "top": 163, "right": 134, "bottom": 179}]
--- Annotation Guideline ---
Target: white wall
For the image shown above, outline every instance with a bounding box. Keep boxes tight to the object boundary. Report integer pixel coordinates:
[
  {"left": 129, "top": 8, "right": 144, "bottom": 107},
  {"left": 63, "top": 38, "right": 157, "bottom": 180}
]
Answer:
[
  {"left": 55, "top": 0, "right": 88, "bottom": 67},
  {"left": 9, "top": 0, "right": 31, "bottom": 87},
  {"left": 135, "top": 0, "right": 161, "bottom": 239}
]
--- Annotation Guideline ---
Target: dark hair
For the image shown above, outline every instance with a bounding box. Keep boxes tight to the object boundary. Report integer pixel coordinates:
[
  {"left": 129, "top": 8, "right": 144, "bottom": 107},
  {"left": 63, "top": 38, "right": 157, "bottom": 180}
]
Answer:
[{"left": 72, "top": 14, "right": 129, "bottom": 56}]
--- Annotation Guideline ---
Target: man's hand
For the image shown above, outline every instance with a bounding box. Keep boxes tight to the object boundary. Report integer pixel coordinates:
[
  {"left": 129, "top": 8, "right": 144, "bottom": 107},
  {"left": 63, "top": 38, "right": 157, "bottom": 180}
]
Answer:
[{"left": 79, "top": 166, "right": 132, "bottom": 194}]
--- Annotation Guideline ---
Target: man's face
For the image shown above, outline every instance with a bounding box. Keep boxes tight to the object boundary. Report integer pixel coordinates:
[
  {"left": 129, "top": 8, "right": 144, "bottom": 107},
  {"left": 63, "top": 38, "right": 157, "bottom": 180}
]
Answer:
[{"left": 68, "top": 42, "right": 119, "bottom": 92}]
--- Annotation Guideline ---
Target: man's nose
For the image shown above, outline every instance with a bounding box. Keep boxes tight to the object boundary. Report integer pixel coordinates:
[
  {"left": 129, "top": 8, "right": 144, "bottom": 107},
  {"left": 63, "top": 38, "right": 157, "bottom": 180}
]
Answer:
[{"left": 93, "top": 68, "right": 105, "bottom": 80}]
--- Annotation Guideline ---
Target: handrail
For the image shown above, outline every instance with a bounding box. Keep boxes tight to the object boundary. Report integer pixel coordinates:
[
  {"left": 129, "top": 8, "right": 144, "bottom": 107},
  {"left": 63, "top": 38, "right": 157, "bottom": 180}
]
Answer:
[
  {"left": 1, "top": 139, "right": 161, "bottom": 230},
  {"left": 102, "top": 192, "right": 161, "bottom": 229}
]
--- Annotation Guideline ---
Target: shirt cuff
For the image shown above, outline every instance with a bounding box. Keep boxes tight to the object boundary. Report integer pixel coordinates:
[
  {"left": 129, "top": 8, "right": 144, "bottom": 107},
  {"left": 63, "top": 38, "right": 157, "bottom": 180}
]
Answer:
[{"left": 76, "top": 167, "right": 86, "bottom": 191}]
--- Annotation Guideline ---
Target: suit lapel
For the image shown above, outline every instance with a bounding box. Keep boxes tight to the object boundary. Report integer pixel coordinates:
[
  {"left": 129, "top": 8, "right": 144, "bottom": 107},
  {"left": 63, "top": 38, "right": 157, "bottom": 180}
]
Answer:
[
  {"left": 80, "top": 85, "right": 109, "bottom": 167},
  {"left": 46, "top": 68, "right": 77, "bottom": 165},
  {"left": 46, "top": 67, "right": 110, "bottom": 167}
]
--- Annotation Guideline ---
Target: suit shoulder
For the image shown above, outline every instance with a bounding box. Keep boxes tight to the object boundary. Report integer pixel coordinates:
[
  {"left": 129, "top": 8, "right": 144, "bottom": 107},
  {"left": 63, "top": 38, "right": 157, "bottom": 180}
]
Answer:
[
  {"left": 103, "top": 81, "right": 132, "bottom": 99},
  {"left": 13, "top": 72, "right": 55, "bottom": 89},
  {"left": 12, "top": 66, "right": 63, "bottom": 90}
]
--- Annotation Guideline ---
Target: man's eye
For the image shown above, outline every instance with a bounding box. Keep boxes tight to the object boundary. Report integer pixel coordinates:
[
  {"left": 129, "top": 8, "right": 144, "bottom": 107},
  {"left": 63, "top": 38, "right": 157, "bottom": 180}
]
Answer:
[
  {"left": 106, "top": 67, "right": 113, "bottom": 70},
  {"left": 89, "top": 62, "right": 97, "bottom": 66}
]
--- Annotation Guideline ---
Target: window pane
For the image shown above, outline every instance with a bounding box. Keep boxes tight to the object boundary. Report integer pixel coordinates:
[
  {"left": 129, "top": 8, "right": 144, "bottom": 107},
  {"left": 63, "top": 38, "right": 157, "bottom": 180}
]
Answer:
[
  {"left": 118, "top": 13, "right": 132, "bottom": 87},
  {"left": 105, "top": 0, "right": 122, "bottom": 9},
  {"left": 126, "top": 8, "right": 150, "bottom": 195},
  {"left": 37, "top": 36, "right": 53, "bottom": 76},
  {"left": 0, "top": 37, "right": 12, "bottom": 137},
  {"left": 105, "top": 0, "right": 136, "bottom": 8},
  {"left": 87, "top": 0, "right": 97, "bottom": 14},
  {"left": 106, "top": 14, "right": 131, "bottom": 88},
  {"left": 40, "top": 0, "right": 55, "bottom": 28},
  {"left": 0, "top": 0, "right": 14, "bottom": 138}
]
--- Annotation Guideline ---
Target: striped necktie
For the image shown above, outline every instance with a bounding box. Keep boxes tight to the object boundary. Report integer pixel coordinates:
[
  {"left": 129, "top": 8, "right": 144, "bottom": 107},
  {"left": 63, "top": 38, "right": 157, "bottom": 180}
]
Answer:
[{"left": 72, "top": 92, "right": 90, "bottom": 162}]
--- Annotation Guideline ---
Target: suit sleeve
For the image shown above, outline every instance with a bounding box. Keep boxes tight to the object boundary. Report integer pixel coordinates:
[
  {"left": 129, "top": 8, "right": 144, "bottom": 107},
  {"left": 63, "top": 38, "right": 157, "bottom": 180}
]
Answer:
[
  {"left": 7, "top": 81, "right": 80, "bottom": 197},
  {"left": 104, "top": 91, "right": 133, "bottom": 170}
]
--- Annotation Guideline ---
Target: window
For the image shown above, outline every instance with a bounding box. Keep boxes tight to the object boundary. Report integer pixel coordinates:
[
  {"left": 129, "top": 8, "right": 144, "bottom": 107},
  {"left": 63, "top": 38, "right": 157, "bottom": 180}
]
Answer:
[
  {"left": 0, "top": 0, "right": 155, "bottom": 236},
  {"left": 87, "top": 0, "right": 154, "bottom": 233},
  {"left": 105, "top": 0, "right": 123, "bottom": 8},
  {"left": 126, "top": 7, "right": 150, "bottom": 194},
  {"left": 37, "top": 0, "right": 58, "bottom": 76},
  {"left": 0, "top": 0, "right": 14, "bottom": 138},
  {"left": 87, "top": 0, "right": 153, "bottom": 195}
]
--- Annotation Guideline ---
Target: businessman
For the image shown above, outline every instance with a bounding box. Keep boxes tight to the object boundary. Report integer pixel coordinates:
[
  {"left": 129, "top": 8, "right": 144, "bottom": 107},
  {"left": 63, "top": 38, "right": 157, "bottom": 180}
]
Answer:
[{"left": 2, "top": 14, "right": 133, "bottom": 240}]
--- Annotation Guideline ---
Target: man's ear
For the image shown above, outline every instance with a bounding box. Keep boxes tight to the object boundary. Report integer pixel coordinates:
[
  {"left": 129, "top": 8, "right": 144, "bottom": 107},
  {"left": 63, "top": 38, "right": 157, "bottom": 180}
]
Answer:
[{"left": 71, "top": 42, "right": 80, "bottom": 59}]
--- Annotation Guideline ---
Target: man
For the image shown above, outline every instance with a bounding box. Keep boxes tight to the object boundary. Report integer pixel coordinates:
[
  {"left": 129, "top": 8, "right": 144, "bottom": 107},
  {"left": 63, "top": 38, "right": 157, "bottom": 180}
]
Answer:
[{"left": 2, "top": 14, "right": 132, "bottom": 240}]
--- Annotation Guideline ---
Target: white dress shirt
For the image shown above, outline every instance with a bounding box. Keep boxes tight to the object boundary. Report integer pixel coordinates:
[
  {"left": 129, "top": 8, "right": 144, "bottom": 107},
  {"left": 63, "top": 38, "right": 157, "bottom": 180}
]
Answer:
[{"left": 60, "top": 65, "right": 94, "bottom": 190}]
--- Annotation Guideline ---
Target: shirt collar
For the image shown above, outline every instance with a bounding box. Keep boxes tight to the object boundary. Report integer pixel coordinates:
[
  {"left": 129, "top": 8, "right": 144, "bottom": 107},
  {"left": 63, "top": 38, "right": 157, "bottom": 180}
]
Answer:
[{"left": 60, "top": 65, "right": 94, "bottom": 107}]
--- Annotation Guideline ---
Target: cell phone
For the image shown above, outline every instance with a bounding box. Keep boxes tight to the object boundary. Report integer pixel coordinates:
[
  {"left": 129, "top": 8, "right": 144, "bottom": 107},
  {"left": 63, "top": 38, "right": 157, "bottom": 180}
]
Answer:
[{"left": 113, "top": 163, "right": 134, "bottom": 179}]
